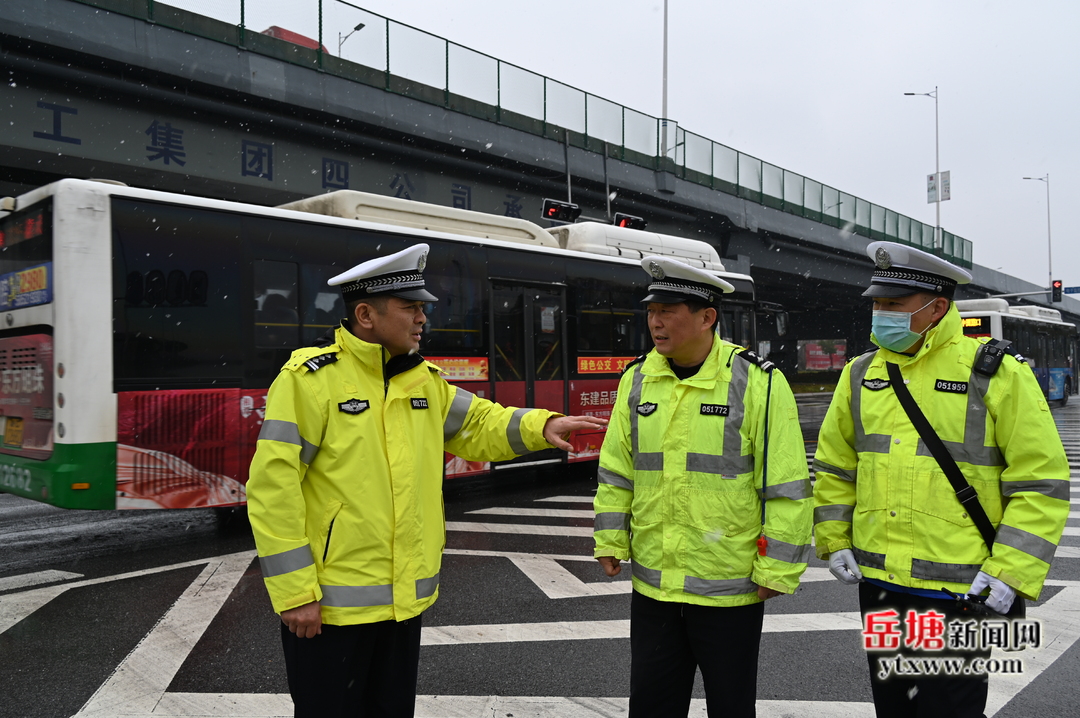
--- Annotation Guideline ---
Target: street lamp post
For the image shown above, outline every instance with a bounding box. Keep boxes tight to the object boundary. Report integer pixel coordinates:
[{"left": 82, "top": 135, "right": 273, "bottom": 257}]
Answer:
[
  {"left": 905, "top": 86, "right": 940, "bottom": 249},
  {"left": 1023, "top": 174, "right": 1053, "bottom": 290},
  {"left": 338, "top": 22, "right": 365, "bottom": 56},
  {"left": 660, "top": 0, "right": 669, "bottom": 159}
]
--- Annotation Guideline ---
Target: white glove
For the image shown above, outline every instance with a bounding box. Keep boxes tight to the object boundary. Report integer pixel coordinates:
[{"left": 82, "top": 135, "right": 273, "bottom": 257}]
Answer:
[
  {"left": 967, "top": 571, "right": 1016, "bottom": 615},
  {"left": 828, "top": 549, "right": 863, "bottom": 585}
]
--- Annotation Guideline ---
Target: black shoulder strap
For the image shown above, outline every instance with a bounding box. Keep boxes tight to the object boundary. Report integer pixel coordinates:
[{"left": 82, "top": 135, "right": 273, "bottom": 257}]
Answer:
[
  {"left": 885, "top": 361, "right": 997, "bottom": 549},
  {"left": 850, "top": 346, "right": 878, "bottom": 363},
  {"left": 735, "top": 348, "right": 776, "bottom": 372},
  {"left": 620, "top": 354, "right": 648, "bottom": 377}
]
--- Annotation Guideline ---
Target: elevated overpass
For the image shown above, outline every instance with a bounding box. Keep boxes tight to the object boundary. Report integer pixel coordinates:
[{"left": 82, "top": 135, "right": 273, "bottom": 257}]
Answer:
[{"left": 2, "top": 0, "right": 1076, "bottom": 382}]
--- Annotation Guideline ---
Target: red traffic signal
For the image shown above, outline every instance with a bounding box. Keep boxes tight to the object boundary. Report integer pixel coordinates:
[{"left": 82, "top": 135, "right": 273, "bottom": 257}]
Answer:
[
  {"left": 1052, "top": 279, "right": 1063, "bottom": 302},
  {"left": 613, "top": 213, "right": 647, "bottom": 230},
  {"left": 541, "top": 198, "right": 581, "bottom": 223}
]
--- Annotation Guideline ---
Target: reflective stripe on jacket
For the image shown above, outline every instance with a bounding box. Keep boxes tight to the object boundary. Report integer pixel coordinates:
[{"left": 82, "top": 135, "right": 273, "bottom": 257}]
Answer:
[
  {"left": 594, "top": 338, "right": 812, "bottom": 607},
  {"left": 813, "top": 305, "right": 1070, "bottom": 600},
  {"left": 248, "top": 325, "right": 556, "bottom": 624}
]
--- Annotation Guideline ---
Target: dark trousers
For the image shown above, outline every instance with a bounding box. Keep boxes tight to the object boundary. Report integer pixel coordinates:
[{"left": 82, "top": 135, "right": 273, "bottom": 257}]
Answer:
[
  {"left": 280, "top": 615, "right": 423, "bottom": 718},
  {"left": 629, "top": 590, "right": 765, "bottom": 718},
  {"left": 860, "top": 582, "right": 991, "bottom": 718}
]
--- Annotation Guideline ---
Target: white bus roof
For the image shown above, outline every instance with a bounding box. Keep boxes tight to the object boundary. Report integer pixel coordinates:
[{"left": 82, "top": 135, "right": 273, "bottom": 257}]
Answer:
[
  {"left": 279, "top": 190, "right": 560, "bottom": 248},
  {"left": 546, "top": 222, "right": 725, "bottom": 271},
  {"left": 279, "top": 190, "right": 729, "bottom": 275},
  {"left": 955, "top": 298, "right": 1067, "bottom": 324}
]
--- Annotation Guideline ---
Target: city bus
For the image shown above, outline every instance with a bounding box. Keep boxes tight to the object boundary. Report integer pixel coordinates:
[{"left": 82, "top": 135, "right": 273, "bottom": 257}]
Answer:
[
  {"left": 0, "top": 179, "right": 756, "bottom": 510},
  {"left": 956, "top": 298, "right": 1077, "bottom": 402}
]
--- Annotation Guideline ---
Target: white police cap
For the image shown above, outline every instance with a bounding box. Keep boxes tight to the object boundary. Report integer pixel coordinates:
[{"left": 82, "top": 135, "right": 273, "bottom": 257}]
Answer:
[
  {"left": 863, "top": 241, "right": 971, "bottom": 299},
  {"left": 640, "top": 255, "right": 734, "bottom": 305},
  {"left": 328, "top": 243, "right": 438, "bottom": 302}
]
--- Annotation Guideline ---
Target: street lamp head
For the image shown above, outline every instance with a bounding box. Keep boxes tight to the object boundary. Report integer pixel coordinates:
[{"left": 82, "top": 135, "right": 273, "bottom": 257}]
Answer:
[{"left": 353, "top": 23, "right": 365, "bottom": 31}]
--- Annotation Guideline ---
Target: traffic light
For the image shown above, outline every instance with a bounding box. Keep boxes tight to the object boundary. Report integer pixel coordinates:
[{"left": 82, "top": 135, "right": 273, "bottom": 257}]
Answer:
[
  {"left": 1052, "top": 279, "right": 1063, "bottom": 303},
  {"left": 613, "top": 213, "right": 647, "bottom": 230},
  {"left": 541, "top": 198, "right": 581, "bottom": 223}
]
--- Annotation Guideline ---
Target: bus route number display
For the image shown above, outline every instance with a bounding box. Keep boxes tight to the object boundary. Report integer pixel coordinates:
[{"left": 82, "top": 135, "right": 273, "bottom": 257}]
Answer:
[
  {"left": 0, "top": 263, "right": 53, "bottom": 311},
  {"left": 0, "top": 207, "right": 45, "bottom": 248},
  {"left": 961, "top": 316, "right": 990, "bottom": 336}
]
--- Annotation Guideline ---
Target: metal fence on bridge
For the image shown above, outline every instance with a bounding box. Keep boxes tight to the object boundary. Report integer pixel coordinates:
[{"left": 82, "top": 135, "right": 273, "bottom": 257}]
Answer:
[{"left": 71, "top": 0, "right": 973, "bottom": 269}]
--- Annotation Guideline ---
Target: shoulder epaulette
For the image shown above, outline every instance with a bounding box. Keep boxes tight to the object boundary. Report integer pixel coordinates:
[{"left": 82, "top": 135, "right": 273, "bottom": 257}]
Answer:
[
  {"left": 282, "top": 345, "right": 341, "bottom": 373},
  {"left": 974, "top": 338, "right": 1026, "bottom": 377},
  {"left": 620, "top": 354, "right": 648, "bottom": 376},
  {"left": 735, "top": 348, "right": 776, "bottom": 373},
  {"left": 847, "top": 347, "right": 878, "bottom": 364}
]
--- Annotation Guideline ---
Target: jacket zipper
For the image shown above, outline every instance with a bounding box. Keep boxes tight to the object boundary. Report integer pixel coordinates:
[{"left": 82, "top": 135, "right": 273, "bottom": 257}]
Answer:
[{"left": 323, "top": 519, "right": 335, "bottom": 563}]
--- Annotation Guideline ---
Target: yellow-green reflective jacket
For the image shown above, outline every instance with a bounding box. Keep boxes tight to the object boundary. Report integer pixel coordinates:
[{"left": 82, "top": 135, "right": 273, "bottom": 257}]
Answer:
[
  {"left": 593, "top": 339, "right": 812, "bottom": 607},
  {"left": 248, "top": 325, "right": 556, "bottom": 624},
  {"left": 813, "top": 305, "right": 1070, "bottom": 600}
]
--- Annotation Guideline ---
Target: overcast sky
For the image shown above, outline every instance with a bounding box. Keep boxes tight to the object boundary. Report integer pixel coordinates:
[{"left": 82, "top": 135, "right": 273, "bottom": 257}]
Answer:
[{"left": 240, "top": 0, "right": 1080, "bottom": 288}]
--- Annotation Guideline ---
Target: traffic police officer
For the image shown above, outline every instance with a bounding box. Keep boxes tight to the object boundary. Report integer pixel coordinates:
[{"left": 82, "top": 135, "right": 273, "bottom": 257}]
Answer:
[
  {"left": 814, "top": 241, "right": 1070, "bottom": 718},
  {"left": 248, "top": 243, "right": 607, "bottom": 718},
  {"left": 594, "top": 255, "right": 812, "bottom": 718}
]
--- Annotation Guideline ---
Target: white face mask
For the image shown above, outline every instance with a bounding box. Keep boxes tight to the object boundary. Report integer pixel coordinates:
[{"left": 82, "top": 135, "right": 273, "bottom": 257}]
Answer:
[{"left": 871, "top": 298, "right": 936, "bottom": 352}]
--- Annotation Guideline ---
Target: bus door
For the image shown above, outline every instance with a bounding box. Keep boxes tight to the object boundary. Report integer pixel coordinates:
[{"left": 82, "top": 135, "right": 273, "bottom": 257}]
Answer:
[{"left": 490, "top": 282, "right": 566, "bottom": 467}]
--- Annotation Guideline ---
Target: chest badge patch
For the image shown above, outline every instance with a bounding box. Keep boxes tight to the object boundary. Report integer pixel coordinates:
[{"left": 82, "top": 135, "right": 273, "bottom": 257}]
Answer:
[
  {"left": 339, "top": 399, "right": 370, "bottom": 414},
  {"left": 862, "top": 378, "right": 891, "bottom": 391},
  {"left": 636, "top": 402, "right": 658, "bottom": 417},
  {"left": 935, "top": 379, "right": 969, "bottom": 394},
  {"left": 411, "top": 398, "right": 429, "bottom": 409},
  {"left": 700, "top": 403, "right": 730, "bottom": 416}
]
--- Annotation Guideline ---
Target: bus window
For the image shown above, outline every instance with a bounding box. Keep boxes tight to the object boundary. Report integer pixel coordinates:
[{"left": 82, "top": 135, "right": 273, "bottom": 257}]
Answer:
[
  {"left": 493, "top": 287, "right": 526, "bottom": 381},
  {"left": 422, "top": 246, "right": 484, "bottom": 353},
  {"left": 739, "top": 309, "right": 753, "bottom": 348},
  {"left": 300, "top": 264, "right": 345, "bottom": 346},
  {"left": 254, "top": 260, "right": 299, "bottom": 349},
  {"left": 534, "top": 290, "right": 563, "bottom": 380},
  {"left": 574, "top": 279, "right": 647, "bottom": 355},
  {"left": 720, "top": 310, "right": 735, "bottom": 344},
  {"left": 111, "top": 199, "right": 243, "bottom": 384}
]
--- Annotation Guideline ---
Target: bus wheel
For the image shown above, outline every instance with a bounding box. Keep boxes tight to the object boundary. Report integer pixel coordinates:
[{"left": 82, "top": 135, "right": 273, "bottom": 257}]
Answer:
[{"left": 1063, "top": 381, "right": 1071, "bottom": 406}]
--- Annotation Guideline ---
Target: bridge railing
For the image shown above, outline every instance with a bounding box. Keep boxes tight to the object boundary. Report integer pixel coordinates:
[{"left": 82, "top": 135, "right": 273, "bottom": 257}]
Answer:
[{"left": 72, "top": 0, "right": 973, "bottom": 268}]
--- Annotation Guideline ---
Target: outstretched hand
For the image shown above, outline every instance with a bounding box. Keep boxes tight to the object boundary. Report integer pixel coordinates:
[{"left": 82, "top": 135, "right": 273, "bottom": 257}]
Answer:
[{"left": 543, "top": 415, "right": 609, "bottom": 451}]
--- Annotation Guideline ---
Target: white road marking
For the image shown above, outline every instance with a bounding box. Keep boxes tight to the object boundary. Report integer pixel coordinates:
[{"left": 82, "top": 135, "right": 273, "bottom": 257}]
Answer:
[
  {"left": 446, "top": 521, "right": 592, "bottom": 537},
  {"left": 0, "top": 569, "right": 82, "bottom": 592},
  {"left": 985, "top": 581, "right": 1080, "bottom": 717},
  {"left": 0, "top": 584, "right": 70, "bottom": 635},
  {"left": 73, "top": 551, "right": 256, "bottom": 717},
  {"left": 445, "top": 548, "right": 628, "bottom": 598},
  {"left": 423, "top": 619, "right": 629, "bottom": 645},
  {"left": 1060, "top": 526, "right": 1080, "bottom": 536},
  {"left": 127, "top": 694, "right": 878, "bottom": 717},
  {"left": 466, "top": 507, "right": 595, "bottom": 519},
  {"left": 422, "top": 611, "right": 863, "bottom": 646},
  {"left": 0, "top": 553, "right": 256, "bottom": 636},
  {"left": 6, "top": 478, "right": 1079, "bottom": 718}
]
